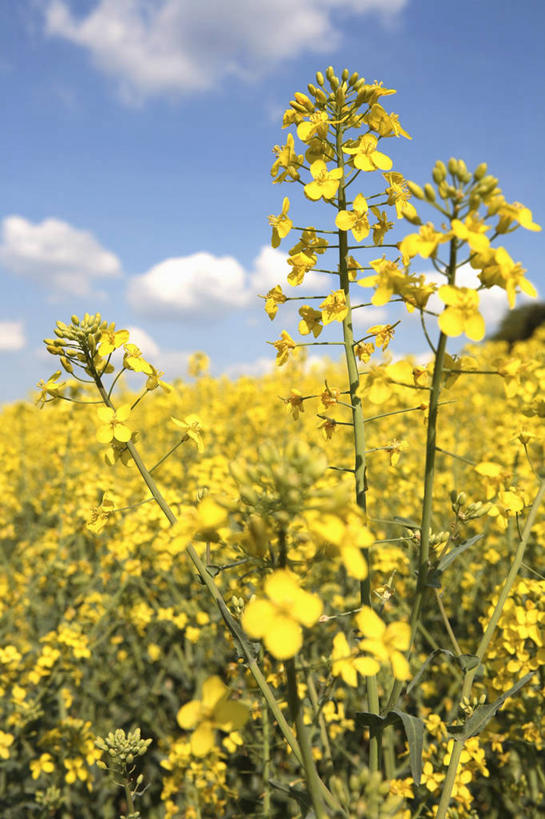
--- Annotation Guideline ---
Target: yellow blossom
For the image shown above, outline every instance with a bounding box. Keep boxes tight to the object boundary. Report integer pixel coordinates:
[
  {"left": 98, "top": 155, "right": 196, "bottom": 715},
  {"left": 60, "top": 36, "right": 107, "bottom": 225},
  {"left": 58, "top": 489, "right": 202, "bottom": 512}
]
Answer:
[
  {"left": 269, "top": 197, "right": 293, "bottom": 248},
  {"left": 331, "top": 632, "right": 379, "bottom": 686},
  {"left": 304, "top": 160, "right": 343, "bottom": 201},
  {"left": 355, "top": 606, "right": 411, "bottom": 680},
  {"left": 343, "top": 133, "right": 392, "bottom": 172},
  {"left": 171, "top": 414, "right": 205, "bottom": 453},
  {"left": 451, "top": 212, "right": 490, "bottom": 253},
  {"left": 269, "top": 330, "right": 297, "bottom": 366},
  {"left": 298, "top": 305, "right": 323, "bottom": 337},
  {"left": 96, "top": 405, "right": 132, "bottom": 444},
  {"left": 242, "top": 569, "right": 323, "bottom": 659},
  {"left": 262, "top": 284, "right": 287, "bottom": 320},
  {"left": 177, "top": 676, "right": 249, "bottom": 757},
  {"left": 438, "top": 285, "right": 485, "bottom": 341},
  {"left": 123, "top": 343, "right": 154, "bottom": 375},
  {"left": 0, "top": 731, "right": 14, "bottom": 760},
  {"left": 320, "top": 290, "right": 348, "bottom": 324},
  {"left": 399, "top": 222, "right": 450, "bottom": 264},
  {"left": 383, "top": 171, "right": 418, "bottom": 220},
  {"left": 97, "top": 328, "right": 129, "bottom": 357},
  {"left": 30, "top": 753, "right": 55, "bottom": 779},
  {"left": 335, "top": 193, "right": 370, "bottom": 241}
]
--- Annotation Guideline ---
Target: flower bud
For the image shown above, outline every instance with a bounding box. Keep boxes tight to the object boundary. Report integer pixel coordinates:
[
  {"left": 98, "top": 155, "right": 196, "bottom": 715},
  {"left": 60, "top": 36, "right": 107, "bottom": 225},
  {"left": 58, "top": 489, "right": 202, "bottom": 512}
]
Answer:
[
  {"left": 473, "top": 162, "right": 487, "bottom": 180},
  {"left": 424, "top": 183, "right": 436, "bottom": 202},
  {"left": 290, "top": 101, "right": 308, "bottom": 113},
  {"left": 325, "top": 66, "right": 335, "bottom": 81},
  {"left": 341, "top": 68, "right": 349, "bottom": 81},
  {"left": 71, "top": 315, "right": 80, "bottom": 325},
  {"left": 335, "top": 85, "right": 345, "bottom": 105},
  {"left": 407, "top": 181, "right": 425, "bottom": 199},
  {"left": 47, "top": 345, "right": 61, "bottom": 355},
  {"left": 294, "top": 91, "right": 312, "bottom": 110},
  {"left": 457, "top": 159, "right": 468, "bottom": 177},
  {"left": 434, "top": 161, "right": 447, "bottom": 181},
  {"left": 316, "top": 71, "right": 325, "bottom": 86},
  {"left": 447, "top": 157, "right": 458, "bottom": 175},
  {"left": 314, "top": 87, "right": 328, "bottom": 104},
  {"left": 468, "top": 193, "right": 481, "bottom": 210},
  {"left": 438, "top": 182, "right": 449, "bottom": 199},
  {"left": 349, "top": 71, "right": 359, "bottom": 87},
  {"left": 60, "top": 356, "right": 74, "bottom": 374}
]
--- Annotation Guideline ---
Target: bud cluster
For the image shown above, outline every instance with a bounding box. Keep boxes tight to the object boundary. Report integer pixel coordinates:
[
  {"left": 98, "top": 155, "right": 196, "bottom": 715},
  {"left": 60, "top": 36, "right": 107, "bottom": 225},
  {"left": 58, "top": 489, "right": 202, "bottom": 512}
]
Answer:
[
  {"left": 44, "top": 313, "right": 114, "bottom": 377},
  {"left": 348, "top": 767, "right": 407, "bottom": 817},
  {"left": 230, "top": 439, "right": 328, "bottom": 530},
  {"left": 95, "top": 727, "right": 152, "bottom": 775},
  {"left": 409, "top": 157, "right": 500, "bottom": 210},
  {"left": 450, "top": 490, "right": 491, "bottom": 521}
]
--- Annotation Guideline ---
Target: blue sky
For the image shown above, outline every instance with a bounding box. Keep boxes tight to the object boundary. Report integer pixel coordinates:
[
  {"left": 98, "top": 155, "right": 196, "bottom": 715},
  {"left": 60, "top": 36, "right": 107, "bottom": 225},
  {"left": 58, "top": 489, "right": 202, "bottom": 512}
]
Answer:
[{"left": 1, "top": 0, "right": 543, "bottom": 403}]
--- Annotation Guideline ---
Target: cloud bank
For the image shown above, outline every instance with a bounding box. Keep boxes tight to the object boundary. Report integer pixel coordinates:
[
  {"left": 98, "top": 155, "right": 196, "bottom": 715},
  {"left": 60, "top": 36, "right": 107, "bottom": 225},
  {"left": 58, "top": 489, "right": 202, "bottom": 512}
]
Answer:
[
  {"left": 44, "top": 0, "right": 408, "bottom": 102},
  {"left": 0, "top": 216, "right": 122, "bottom": 297}
]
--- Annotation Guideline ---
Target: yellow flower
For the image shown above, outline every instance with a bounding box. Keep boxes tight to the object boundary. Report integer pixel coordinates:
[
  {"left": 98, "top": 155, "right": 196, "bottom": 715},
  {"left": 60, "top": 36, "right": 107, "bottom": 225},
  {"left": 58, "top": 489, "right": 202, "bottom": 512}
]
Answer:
[
  {"left": 357, "top": 257, "right": 406, "bottom": 306},
  {"left": 298, "top": 305, "right": 323, "bottom": 338},
  {"left": 242, "top": 569, "right": 323, "bottom": 659},
  {"left": 331, "top": 632, "right": 380, "bottom": 686},
  {"left": 269, "top": 197, "right": 293, "bottom": 248},
  {"left": 171, "top": 414, "right": 205, "bottom": 453},
  {"left": 30, "top": 752, "right": 55, "bottom": 779},
  {"left": 64, "top": 757, "right": 88, "bottom": 783},
  {"left": 335, "top": 193, "right": 370, "bottom": 241},
  {"left": 187, "top": 351, "right": 210, "bottom": 377},
  {"left": 365, "top": 104, "right": 411, "bottom": 139},
  {"left": 304, "top": 160, "right": 343, "bottom": 201},
  {"left": 383, "top": 171, "right": 418, "bottom": 220},
  {"left": 97, "top": 328, "right": 129, "bottom": 357},
  {"left": 343, "top": 133, "right": 392, "bottom": 172},
  {"left": 262, "top": 285, "right": 287, "bottom": 320},
  {"left": 170, "top": 497, "right": 229, "bottom": 549},
  {"left": 96, "top": 405, "right": 132, "bottom": 444},
  {"left": 35, "top": 371, "right": 65, "bottom": 408},
  {"left": 269, "top": 330, "right": 297, "bottom": 366},
  {"left": 451, "top": 212, "right": 490, "bottom": 253},
  {"left": 281, "top": 389, "right": 305, "bottom": 420},
  {"left": 297, "top": 110, "right": 330, "bottom": 142},
  {"left": 287, "top": 250, "right": 316, "bottom": 286},
  {"left": 399, "top": 222, "right": 450, "bottom": 264},
  {"left": 123, "top": 343, "right": 153, "bottom": 375},
  {"left": 0, "top": 731, "right": 14, "bottom": 760},
  {"left": 177, "top": 675, "right": 249, "bottom": 757},
  {"left": 355, "top": 606, "right": 411, "bottom": 680},
  {"left": 320, "top": 290, "right": 348, "bottom": 325},
  {"left": 437, "top": 285, "right": 485, "bottom": 341},
  {"left": 146, "top": 365, "right": 172, "bottom": 393},
  {"left": 87, "top": 490, "right": 116, "bottom": 534}
]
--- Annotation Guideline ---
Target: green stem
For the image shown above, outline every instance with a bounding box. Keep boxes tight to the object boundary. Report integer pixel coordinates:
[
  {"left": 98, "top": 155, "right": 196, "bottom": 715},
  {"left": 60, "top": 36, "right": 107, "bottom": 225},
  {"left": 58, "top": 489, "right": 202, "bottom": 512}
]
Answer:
[
  {"left": 435, "top": 478, "right": 545, "bottom": 819},
  {"left": 335, "top": 107, "right": 381, "bottom": 772},
  {"left": 386, "top": 234, "right": 458, "bottom": 713},
  {"left": 286, "top": 659, "right": 328, "bottom": 819}
]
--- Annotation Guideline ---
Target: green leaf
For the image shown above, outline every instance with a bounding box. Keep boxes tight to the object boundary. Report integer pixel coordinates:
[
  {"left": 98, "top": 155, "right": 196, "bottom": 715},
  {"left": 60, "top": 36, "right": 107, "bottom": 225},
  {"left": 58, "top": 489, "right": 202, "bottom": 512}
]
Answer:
[
  {"left": 355, "top": 710, "right": 424, "bottom": 785},
  {"left": 437, "top": 534, "right": 483, "bottom": 572},
  {"left": 447, "top": 671, "right": 535, "bottom": 740}
]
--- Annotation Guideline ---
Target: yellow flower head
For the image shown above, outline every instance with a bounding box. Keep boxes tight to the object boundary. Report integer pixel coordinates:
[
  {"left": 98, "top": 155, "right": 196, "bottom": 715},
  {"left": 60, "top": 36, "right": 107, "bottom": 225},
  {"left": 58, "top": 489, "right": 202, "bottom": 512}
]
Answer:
[
  {"left": 96, "top": 405, "right": 132, "bottom": 444},
  {"left": 438, "top": 285, "right": 485, "bottom": 341},
  {"left": 304, "top": 160, "right": 343, "bottom": 201},
  {"left": 242, "top": 569, "right": 323, "bottom": 659},
  {"left": 177, "top": 675, "right": 249, "bottom": 757}
]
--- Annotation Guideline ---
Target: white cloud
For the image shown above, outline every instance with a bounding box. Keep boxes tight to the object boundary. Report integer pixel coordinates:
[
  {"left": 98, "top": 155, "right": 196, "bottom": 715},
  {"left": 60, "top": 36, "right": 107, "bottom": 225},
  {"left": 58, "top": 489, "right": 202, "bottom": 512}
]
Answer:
[
  {"left": 44, "top": 0, "right": 408, "bottom": 102},
  {"left": 0, "top": 216, "right": 122, "bottom": 297},
  {"left": 126, "top": 325, "right": 161, "bottom": 358},
  {"left": 0, "top": 321, "right": 25, "bottom": 351},
  {"left": 127, "top": 251, "right": 250, "bottom": 318},
  {"left": 127, "top": 245, "right": 335, "bottom": 319},
  {"left": 222, "top": 356, "right": 275, "bottom": 379}
]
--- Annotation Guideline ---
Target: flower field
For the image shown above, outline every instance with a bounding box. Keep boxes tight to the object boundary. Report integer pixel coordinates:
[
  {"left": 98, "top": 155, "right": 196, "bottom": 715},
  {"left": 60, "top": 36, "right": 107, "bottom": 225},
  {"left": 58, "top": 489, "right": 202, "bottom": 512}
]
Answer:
[{"left": 1, "top": 66, "right": 544, "bottom": 818}]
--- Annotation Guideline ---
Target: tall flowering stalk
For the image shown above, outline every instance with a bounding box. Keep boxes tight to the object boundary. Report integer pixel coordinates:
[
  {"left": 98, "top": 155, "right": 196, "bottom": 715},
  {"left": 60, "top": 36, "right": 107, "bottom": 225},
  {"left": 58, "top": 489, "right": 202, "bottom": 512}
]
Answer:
[{"left": 266, "top": 64, "right": 542, "bottom": 806}]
